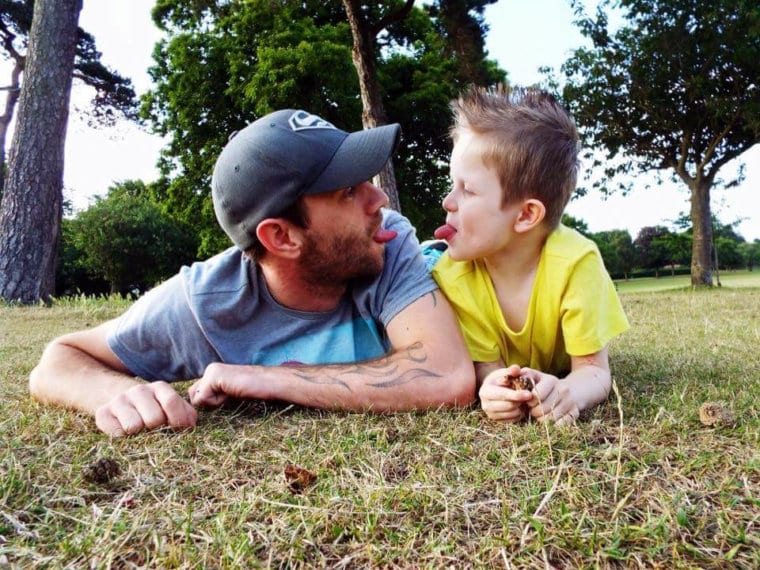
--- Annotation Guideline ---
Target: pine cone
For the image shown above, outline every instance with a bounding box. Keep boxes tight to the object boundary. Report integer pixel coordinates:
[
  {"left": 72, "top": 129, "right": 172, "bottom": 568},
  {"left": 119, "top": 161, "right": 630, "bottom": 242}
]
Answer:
[
  {"left": 503, "top": 374, "right": 535, "bottom": 391},
  {"left": 82, "top": 457, "right": 122, "bottom": 484},
  {"left": 699, "top": 401, "right": 735, "bottom": 427},
  {"left": 284, "top": 463, "right": 317, "bottom": 493}
]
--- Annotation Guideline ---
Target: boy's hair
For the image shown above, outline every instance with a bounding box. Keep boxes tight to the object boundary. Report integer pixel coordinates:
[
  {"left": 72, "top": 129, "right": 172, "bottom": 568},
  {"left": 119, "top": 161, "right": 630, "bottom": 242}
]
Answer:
[{"left": 450, "top": 85, "right": 580, "bottom": 229}]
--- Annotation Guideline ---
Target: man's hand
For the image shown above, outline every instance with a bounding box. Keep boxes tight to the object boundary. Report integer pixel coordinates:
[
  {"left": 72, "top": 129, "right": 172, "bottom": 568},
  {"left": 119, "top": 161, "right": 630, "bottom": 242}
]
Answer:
[
  {"left": 478, "top": 364, "right": 534, "bottom": 423},
  {"left": 188, "top": 362, "right": 257, "bottom": 408},
  {"left": 94, "top": 381, "right": 197, "bottom": 436}
]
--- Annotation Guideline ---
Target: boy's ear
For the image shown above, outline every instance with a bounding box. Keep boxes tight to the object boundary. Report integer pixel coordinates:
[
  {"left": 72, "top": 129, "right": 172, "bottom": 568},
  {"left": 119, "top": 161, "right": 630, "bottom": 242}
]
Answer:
[
  {"left": 514, "top": 199, "right": 546, "bottom": 233},
  {"left": 255, "top": 219, "right": 303, "bottom": 259}
]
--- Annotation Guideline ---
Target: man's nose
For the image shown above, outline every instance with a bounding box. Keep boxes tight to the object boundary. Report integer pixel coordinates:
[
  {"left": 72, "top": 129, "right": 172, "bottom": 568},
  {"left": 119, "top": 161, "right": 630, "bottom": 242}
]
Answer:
[{"left": 363, "top": 180, "right": 389, "bottom": 211}]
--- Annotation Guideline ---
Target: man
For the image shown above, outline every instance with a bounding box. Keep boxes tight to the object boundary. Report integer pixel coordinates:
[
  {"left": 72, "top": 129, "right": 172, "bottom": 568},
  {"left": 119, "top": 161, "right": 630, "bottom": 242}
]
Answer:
[{"left": 30, "top": 109, "right": 476, "bottom": 436}]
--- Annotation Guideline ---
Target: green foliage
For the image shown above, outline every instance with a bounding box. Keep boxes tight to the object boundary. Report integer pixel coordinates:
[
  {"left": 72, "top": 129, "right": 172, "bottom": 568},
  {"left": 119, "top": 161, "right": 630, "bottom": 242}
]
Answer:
[
  {"left": 141, "top": 0, "right": 506, "bottom": 253},
  {"left": 562, "top": 0, "right": 760, "bottom": 187},
  {"left": 561, "top": 213, "right": 590, "bottom": 234},
  {"left": 589, "top": 229, "right": 635, "bottom": 279},
  {"left": 0, "top": 0, "right": 138, "bottom": 123},
  {"left": 738, "top": 240, "right": 760, "bottom": 271},
  {"left": 63, "top": 181, "right": 198, "bottom": 295}
]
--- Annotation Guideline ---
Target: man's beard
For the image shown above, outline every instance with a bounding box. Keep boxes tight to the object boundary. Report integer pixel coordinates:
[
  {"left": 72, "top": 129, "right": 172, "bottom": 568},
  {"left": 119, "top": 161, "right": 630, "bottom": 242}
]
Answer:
[{"left": 298, "top": 225, "right": 385, "bottom": 286}]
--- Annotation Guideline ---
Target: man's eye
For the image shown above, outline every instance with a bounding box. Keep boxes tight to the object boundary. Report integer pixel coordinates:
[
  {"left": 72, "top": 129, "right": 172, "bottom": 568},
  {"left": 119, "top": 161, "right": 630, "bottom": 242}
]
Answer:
[{"left": 345, "top": 186, "right": 356, "bottom": 196}]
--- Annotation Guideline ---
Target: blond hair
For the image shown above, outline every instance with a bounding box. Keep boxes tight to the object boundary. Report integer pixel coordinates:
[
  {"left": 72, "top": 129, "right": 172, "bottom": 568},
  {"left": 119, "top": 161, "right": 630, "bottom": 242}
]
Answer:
[{"left": 450, "top": 85, "right": 580, "bottom": 228}]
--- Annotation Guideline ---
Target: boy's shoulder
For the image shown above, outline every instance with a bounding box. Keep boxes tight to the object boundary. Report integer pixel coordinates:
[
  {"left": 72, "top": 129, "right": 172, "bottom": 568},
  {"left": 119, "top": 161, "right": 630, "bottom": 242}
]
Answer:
[{"left": 544, "top": 224, "right": 599, "bottom": 260}]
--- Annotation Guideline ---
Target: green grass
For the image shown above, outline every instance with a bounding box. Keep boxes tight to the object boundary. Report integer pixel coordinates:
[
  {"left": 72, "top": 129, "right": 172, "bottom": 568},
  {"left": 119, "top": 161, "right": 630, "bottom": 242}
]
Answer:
[
  {"left": 2, "top": 290, "right": 759, "bottom": 568},
  {"left": 615, "top": 269, "right": 760, "bottom": 293}
]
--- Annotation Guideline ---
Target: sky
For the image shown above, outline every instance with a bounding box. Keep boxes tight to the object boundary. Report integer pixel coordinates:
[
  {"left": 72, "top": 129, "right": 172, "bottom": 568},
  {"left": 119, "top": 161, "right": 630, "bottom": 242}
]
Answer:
[{"left": 23, "top": 0, "right": 760, "bottom": 241}]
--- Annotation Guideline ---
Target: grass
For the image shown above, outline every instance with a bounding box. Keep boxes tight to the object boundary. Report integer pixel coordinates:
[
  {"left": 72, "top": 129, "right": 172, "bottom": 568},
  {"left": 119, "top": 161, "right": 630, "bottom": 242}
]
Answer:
[
  {"left": 1, "top": 288, "right": 759, "bottom": 569},
  {"left": 615, "top": 268, "right": 760, "bottom": 293}
]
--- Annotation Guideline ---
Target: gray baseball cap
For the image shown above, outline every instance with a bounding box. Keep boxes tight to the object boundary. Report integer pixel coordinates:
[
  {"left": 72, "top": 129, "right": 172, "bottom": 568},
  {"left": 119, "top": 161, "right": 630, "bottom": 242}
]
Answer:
[{"left": 212, "top": 109, "right": 401, "bottom": 250}]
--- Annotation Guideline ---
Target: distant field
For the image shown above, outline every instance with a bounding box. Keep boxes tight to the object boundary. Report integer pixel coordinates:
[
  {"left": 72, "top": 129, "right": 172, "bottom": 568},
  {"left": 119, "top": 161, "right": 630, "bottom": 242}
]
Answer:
[{"left": 616, "top": 269, "right": 760, "bottom": 293}]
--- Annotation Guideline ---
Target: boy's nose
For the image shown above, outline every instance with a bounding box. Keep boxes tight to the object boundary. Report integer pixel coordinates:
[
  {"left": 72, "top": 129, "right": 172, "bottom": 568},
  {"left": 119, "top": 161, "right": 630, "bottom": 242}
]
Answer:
[{"left": 442, "top": 190, "right": 456, "bottom": 211}]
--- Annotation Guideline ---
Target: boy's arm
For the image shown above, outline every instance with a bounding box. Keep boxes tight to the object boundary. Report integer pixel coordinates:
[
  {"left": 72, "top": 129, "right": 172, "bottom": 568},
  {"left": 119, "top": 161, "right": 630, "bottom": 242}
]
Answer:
[
  {"left": 29, "top": 321, "right": 197, "bottom": 436},
  {"left": 190, "top": 290, "right": 476, "bottom": 411},
  {"left": 526, "top": 346, "right": 611, "bottom": 424}
]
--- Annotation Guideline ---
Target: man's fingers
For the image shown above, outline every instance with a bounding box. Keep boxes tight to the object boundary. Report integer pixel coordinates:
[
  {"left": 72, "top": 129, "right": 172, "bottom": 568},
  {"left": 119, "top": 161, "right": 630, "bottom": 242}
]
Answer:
[
  {"left": 94, "top": 406, "right": 127, "bottom": 437},
  {"left": 153, "top": 381, "right": 197, "bottom": 429},
  {"left": 98, "top": 396, "right": 146, "bottom": 436},
  {"left": 128, "top": 385, "right": 169, "bottom": 431},
  {"left": 189, "top": 377, "right": 226, "bottom": 408},
  {"left": 94, "top": 382, "right": 197, "bottom": 437}
]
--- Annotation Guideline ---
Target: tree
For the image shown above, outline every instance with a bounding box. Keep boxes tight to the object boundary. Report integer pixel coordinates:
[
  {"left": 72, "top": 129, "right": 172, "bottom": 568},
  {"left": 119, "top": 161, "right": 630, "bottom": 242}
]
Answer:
[
  {"left": 67, "top": 181, "right": 197, "bottom": 295},
  {"left": 591, "top": 229, "right": 635, "bottom": 279},
  {"left": 342, "top": 0, "right": 414, "bottom": 210},
  {"left": 561, "top": 213, "right": 590, "bottom": 234},
  {"left": 561, "top": 0, "right": 760, "bottom": 287},
  {"left": 738, "top": 240, "right": 759, "bottom": 271},
  {"left": 634, "top": 226, "right": 673, "bottom": 277},
  {"left": 143, "top": 0, "right": 505, "bottom": 254},
  {"left": 0, "top": 0, "right": 81, "bottom": 303},
  {"left": 0, "top": 0, "right": 137, "bottom": 197},
  {"left": 427, "top": 0, "right": 499, "bottom": 85}
]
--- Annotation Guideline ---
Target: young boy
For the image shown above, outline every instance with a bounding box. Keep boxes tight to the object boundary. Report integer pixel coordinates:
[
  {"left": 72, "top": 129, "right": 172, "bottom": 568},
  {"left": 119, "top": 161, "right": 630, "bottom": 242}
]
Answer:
[{"left": 428, "top": 85, "right": 629, "bottom": 425}]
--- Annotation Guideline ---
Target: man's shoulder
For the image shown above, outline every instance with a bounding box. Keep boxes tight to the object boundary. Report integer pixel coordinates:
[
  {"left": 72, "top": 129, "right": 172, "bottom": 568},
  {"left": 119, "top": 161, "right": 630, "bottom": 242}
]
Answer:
[{"left": 180, "top": 246, "right": 251, "bottom": 297}]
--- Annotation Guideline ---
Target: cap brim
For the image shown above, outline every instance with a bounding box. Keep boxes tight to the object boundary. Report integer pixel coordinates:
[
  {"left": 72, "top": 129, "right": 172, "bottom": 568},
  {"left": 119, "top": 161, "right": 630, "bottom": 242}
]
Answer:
[{"left": 304, "top": 123, "right": 401, "bottom": 195}]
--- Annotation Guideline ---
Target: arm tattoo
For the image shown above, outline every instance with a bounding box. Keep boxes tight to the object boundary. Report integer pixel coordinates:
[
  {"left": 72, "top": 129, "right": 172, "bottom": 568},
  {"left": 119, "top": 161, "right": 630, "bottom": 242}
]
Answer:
[{"left": 289, "top": 342, "right": 441, "bottom": 391}]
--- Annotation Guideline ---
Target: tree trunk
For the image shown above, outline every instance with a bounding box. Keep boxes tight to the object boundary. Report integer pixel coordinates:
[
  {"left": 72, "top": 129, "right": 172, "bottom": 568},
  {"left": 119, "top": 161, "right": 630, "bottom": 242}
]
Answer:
[
  {"left": 689, "top": 180, "right": 714, "bottom": 287},
  {"left": 342, "top": 0, "right": 400, "bottom": 211},
  {"left": 0, "top": 60, "right": 24, "bottom": 198},
  {"left": 0, "top": 0, "right": 82, "bottom": 303}
]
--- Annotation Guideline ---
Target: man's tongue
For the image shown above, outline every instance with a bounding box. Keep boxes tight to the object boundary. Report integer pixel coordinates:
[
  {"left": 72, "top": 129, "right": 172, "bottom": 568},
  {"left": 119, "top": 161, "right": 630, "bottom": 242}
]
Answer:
[
  {"left": 373, "top": 227, "right": 398, "bottom": 243},
  {"left": 434, "top": 224, "right": 456, "bottom": 241}
]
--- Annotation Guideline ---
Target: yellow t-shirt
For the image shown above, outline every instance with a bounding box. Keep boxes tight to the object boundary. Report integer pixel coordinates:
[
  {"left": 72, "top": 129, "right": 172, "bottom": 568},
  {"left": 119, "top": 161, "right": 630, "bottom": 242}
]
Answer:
[{"left": 431, "top": 225, "right": 629, "bottom": 375}]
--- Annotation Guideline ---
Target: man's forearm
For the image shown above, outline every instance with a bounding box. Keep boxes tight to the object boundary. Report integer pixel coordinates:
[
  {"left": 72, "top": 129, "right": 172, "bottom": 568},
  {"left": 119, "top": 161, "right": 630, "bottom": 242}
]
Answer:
[
  {"left": 198, "top": 340, "right": 475, "bottom": 411},
  {"left": 29, "top": 340, "right": 140, "bottom": 416}
]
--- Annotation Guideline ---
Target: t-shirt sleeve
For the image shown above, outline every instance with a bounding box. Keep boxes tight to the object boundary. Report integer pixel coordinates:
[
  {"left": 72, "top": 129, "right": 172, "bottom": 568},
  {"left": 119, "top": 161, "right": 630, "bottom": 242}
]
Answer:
[
  {"left": 432, "top": 257, "right": 501, "bottom": 363},
  {"left": 560, "top": 250, "right": 630, "bottom": 356},
  {"left": 106, "top": 275, "right": 220, "bottom": 381},
  {"left": 374, "top": 211, "right": 439, "bottom": 326}
]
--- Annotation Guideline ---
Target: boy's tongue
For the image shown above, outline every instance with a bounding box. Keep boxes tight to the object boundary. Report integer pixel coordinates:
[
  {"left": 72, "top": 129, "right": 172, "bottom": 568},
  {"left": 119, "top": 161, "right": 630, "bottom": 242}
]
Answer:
[
  {"left": 373, "top": 227, "right": 398, "bottom": 243},
  {"left": 434, "top": 224, "right": 456, "bottom": 241}
]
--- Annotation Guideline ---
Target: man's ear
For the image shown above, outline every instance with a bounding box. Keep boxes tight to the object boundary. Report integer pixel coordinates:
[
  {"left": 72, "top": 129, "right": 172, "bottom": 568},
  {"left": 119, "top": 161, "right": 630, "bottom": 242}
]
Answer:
[
  {"left": 255, "top": 219, "right": 303, "bottom": 259},
  {"left": 514, "top": 199, "right": 546, "bottom": 233}
]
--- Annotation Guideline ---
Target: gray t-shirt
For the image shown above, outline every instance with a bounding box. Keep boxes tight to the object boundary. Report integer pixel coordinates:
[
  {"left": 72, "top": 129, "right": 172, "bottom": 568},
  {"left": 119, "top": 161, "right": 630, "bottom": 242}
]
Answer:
[{"left": 107, "top": 209, "right": 436, "bottom": 381}]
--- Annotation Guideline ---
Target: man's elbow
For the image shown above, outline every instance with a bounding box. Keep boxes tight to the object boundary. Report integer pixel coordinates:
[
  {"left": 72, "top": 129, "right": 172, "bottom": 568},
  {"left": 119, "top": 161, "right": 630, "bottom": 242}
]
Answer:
[
  {"left": 29, "top": 342, "right": 56, "bottom": 403},
  {"left": 438, "top": 360, "right": 477, "bottom": 408}
]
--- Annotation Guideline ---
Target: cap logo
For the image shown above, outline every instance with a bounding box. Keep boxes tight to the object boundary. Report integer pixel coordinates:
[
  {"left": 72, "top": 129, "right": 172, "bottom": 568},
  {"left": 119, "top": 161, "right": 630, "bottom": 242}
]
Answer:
[{"left": 288, "top": 110, "right": 336, "bottom": 132}]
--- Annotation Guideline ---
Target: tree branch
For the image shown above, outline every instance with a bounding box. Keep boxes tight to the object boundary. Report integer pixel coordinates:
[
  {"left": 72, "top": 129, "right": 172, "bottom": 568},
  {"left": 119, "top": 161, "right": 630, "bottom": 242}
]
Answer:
[{"left": 373, "top": 0, "right": 415, "bottom": 36}]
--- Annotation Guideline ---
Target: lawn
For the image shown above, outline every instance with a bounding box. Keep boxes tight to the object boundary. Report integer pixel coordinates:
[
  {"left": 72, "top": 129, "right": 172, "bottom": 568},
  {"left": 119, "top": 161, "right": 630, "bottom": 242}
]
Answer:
[
  {"left": 1, "top": 288, "right": 758, "bottom": 569},
  {"left": 615, "top": 269, "right": 760, "bottom": 293}
]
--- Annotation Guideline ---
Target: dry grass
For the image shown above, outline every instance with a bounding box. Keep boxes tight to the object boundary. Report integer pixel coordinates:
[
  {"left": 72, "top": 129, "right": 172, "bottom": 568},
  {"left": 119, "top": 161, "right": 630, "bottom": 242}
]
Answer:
[{"left": 1, "top": 288, "right": 759, "bottom": 568}]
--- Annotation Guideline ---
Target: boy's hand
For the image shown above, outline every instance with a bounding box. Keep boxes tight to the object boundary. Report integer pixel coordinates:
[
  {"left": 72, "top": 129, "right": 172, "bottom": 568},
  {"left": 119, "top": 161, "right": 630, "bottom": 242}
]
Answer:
[
  {"left": 479, "top": 364, "right": 534, "bottom": 423},
  {"left": 525, "top": 370, "right": 580, "bottom": 426}
]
